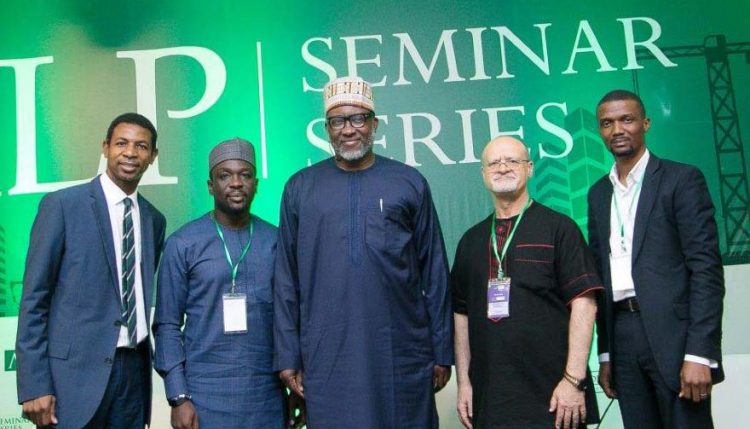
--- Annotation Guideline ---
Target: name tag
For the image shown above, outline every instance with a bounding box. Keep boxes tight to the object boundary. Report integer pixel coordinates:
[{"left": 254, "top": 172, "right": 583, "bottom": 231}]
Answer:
[
  {"left": 223, "top": 293, "right": 247, "bottom": 334},
  {"left": 609, "top": 252, "right": 635, "bottom": 293},
  {"left": 487, "top": 277, "right": 511, "bottom": 321}
]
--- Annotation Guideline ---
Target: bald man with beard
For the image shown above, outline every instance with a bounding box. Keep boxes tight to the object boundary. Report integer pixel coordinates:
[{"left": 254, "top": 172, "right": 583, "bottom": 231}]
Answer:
[{"left": 451, "top": 137, "right": 602, "bottom": 429}]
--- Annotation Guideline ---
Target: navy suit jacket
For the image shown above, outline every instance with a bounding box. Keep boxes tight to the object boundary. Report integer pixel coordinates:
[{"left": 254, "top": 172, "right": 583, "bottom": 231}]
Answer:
[
  {"left": 16, "top": 177, "right": 166, "bottom": 429},
  {"left": 587, "top": 154, "right": 725, "bottom": 392}
]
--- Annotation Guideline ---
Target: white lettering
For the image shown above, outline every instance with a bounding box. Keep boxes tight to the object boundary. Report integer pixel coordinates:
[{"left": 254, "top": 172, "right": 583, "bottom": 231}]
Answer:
[
  {"left": 341, "top": 35, "right": 387, "bottom": 86},
  {"left": 373, "top": 115, "right": 388, "bottom": 150},
  {"left": 117, "top": 46, "right": 227, "bottom": 185},
  {"left": 536, "top": 102, "right": 574, "bottom": 158},
  {"left": 466, "top": 27, "right": 491, "bottom": 81},
  {"left": 563, "top": 20, "right": 617, "bottom": 74},
  {"left": 619, "top": 17, "right": 678, "bottom": 70},
  {"left": 456, "top": 109, "right": 481, "bottom": 163},
  {"left": 398, "top": 113, "right": 456, "bottom": 166},
  {"left": 483, "top": 106, "right": 525, "bottom": 139},
  {"left": 493, "top": 24, "right": 551, "bottom": 78},
  {"left": 301, "top": 37, "right": 336, "bottom": 92},
  {"left": 306, "top": 118, "right": 334, "bottom": 162},
  {"left": 393, "top": 30, "right": 465, "bottom": 85},
  {"left": 2, "top": 56, "right": 88, "bottom": 195}
]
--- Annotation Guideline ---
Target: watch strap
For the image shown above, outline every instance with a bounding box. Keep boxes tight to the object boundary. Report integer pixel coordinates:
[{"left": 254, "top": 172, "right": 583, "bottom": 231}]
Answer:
[
  {"left": 563, "top": 370, "right": 587, "bottom": 391},
  {"left": 168, "top": 393, "right": 192, "bottom": 407}
]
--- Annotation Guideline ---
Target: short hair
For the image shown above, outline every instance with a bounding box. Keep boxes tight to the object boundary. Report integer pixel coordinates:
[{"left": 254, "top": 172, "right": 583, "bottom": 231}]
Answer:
[
  {"left": 597, "top": 89, "right": 647, "bottom": 117},
  {"left": 105, "top": 113, "right": 158, "bottom": 150}
]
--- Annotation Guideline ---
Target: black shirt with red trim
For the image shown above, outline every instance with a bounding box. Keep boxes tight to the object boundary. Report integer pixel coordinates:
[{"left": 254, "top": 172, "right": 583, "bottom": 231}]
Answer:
[{"left": 451, "top": 202, "right": 603, "bottom": 428}]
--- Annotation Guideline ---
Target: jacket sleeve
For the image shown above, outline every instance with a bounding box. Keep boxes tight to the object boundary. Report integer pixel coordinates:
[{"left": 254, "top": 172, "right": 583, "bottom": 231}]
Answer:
[
  {"left": 15, "top": 194, "right": 63, "bottom": 403},
  {"left": 587, "top": 186, "right": 610, "bottom": 356},
  {"left": 674, "top": 167, "right": 724, "bottom": 361}
]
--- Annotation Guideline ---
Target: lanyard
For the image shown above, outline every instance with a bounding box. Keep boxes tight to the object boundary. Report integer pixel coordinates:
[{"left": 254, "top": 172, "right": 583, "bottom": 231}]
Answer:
[
  {"left": 611, "top": 177, "right": 643, "bottom": 250},
  {"left": 211, "top": 214, "right": 253, "bottom": 293},
  {"left": 490, "top": 199, "right": 533, "bottom": 278}
]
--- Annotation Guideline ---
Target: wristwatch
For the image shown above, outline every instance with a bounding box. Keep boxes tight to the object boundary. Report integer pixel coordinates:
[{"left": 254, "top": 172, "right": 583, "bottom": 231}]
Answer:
[
  {"left": 168, "top": 393, "right": 192, "bottom": 407},
  {"left": 563, "top": 371, "right": 587, "bottom": 391}
]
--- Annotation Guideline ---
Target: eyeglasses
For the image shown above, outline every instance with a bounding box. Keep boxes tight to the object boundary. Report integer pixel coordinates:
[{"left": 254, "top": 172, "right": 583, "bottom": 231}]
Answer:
[
  {"left": 326, "top": 112, "right": 375, "bottom": 130},
  {"left": 483, "top": 159, "right": 531, "bottom": 171}
]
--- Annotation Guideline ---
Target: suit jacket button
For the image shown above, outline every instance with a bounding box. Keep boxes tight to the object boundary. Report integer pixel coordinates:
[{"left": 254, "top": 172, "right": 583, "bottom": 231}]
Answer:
[
  {"left": 114, "top": 320, "right": 123, "bottom": 327},
  {"left": 105, "top": 357, "right": 113, "bottom": 365}
]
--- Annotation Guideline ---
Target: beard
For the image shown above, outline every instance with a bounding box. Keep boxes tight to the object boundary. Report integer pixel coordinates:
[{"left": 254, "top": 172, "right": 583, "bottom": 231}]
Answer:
[
  {"left": 610, "top": 144, "right": 635, "bottom": 158},
  {"left": 487, "top": 176, "right": 520, "bottom": 194},
  {"left": 607, "top": 137, "right": 643, "bottom": 159},
  {"left": 333, "top": 135, "right": 374, "bottom": 162},
  {"left": 215, "top": 191, "right": 255, "bottom": 217}
]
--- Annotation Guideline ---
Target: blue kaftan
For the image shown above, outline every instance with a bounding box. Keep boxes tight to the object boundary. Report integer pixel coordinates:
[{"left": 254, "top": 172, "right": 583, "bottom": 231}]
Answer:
[
  {"left": 274, "top": 156, "right": 453, "bottom": 429},
  {"left": 154, "top": 214, "right": 284, "bottom": 428}
]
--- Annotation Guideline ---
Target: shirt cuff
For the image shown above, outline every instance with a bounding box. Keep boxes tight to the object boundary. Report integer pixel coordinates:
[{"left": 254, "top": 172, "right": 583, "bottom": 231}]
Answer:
[
  {"left": 164, "top": 368, "right": 189, "bottom": 400},
  {"left": 684, "top": 354, "right": 719, "bottom": 369},
  {"left": 599, "top": 353, "right": 610, "bottom": 363}
]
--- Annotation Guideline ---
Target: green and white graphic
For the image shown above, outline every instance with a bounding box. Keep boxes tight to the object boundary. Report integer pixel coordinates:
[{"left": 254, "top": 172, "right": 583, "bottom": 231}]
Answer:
[{"left": 1, "top": 1, "right": 748, "bottom": 427}]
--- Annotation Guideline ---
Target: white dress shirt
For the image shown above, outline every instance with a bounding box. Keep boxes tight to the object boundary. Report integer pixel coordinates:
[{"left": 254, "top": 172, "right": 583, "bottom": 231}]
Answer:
[
  {"left": 608, "top": 150, "right": 649, "bottom": 302},
  {"left": 100, "top": 174, "right": 148, "bottom": 347}
]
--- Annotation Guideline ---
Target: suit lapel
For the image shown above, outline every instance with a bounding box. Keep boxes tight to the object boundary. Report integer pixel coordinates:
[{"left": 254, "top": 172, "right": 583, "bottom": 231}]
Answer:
[
  {"left": 138, "top": 196, "right": 154, "bottom": 312},
  {"left": 90, "top": 178, "right": 120, "bottom": 295},
  {"left": 595, "top": 180, "right": 614, "bottom": 296},
  {"left": 632, "top": 155, "right": 663, "bottom": 263},
  {"left": 599, "top": 182, "right": 613, "bottom": 257}
]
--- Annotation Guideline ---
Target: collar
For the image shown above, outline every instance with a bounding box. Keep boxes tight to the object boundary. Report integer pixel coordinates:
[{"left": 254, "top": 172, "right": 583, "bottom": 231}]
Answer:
[
  {"left": 99, "top": 173, "right": 138, "bottom": 207},
  {"left": 609, "top": 149, "right": 650, "bottom": 190}
]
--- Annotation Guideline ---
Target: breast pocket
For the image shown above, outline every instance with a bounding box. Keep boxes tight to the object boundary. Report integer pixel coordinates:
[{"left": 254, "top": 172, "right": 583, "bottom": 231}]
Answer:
[
  {"left": 511, "top": 244, "right": 555, "bottom": 286},
  {"left": 249, "top": 264, "right": 273, "bottom": 304},
  {"left": 365, "top": 207, "right": 411, "bottom": 251}
]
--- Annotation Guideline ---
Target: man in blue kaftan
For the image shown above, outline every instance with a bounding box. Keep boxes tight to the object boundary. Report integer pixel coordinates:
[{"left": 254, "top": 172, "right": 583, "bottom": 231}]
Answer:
[
  {"left": 154, "top": 138, "right": 300, "bottom": 429},
  {"left": 274, "top": 76, "right": 454, "bottom": 429}
]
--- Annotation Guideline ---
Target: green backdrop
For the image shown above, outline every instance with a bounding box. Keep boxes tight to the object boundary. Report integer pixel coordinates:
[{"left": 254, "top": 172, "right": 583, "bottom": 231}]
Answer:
[{"left": 1, "top": 1, "right": 748, "bottom": 427}]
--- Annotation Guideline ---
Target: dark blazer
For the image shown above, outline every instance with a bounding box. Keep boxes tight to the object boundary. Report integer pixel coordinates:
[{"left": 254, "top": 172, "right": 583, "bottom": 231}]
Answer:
[
  {"left": 587, "top": 154, "right": 725, "bottom": 392},
  {"left": 16, "top": 177, "right": 166, "bottom": 429}
]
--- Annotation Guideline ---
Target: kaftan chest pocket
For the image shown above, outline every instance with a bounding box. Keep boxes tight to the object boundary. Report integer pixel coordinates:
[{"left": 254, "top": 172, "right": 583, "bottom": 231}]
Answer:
[
  {"left": 248, "top": 263, "right": 273, "bottom": 304},
  {"left": 365, "top": 207, "right": 410, "bottom": 251}
]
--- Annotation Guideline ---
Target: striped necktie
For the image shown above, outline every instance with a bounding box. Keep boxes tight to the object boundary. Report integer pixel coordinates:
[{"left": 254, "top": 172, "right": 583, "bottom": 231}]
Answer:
[{"left": 121, "top": 197, "right": 137, "bottom": 348}]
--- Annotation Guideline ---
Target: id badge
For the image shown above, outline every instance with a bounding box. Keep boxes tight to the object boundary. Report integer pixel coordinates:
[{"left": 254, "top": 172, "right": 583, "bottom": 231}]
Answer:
[
  {"left": 222, "top": 293, "right": 247, "bottom": 334},
  {"left": 609, "top": 252, "right": 635, "bottom": 293},
  {"left": 487, "top": 277, "right": 511, "bottom": 321}
]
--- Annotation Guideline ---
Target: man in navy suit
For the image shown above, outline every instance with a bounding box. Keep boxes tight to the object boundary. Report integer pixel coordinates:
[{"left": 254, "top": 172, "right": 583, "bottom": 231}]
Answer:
[
  {"left": 16, "top": 113, "right": 167, "bottom": 429},
  {"left": 587, "top": 90, "right": 724, "bottom": 428}
]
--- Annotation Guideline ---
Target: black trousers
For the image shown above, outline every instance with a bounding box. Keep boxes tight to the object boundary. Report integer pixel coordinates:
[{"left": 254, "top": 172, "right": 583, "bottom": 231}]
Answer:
[{"left": 612, "top": 311, "right": 713, "bottom": 429}]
